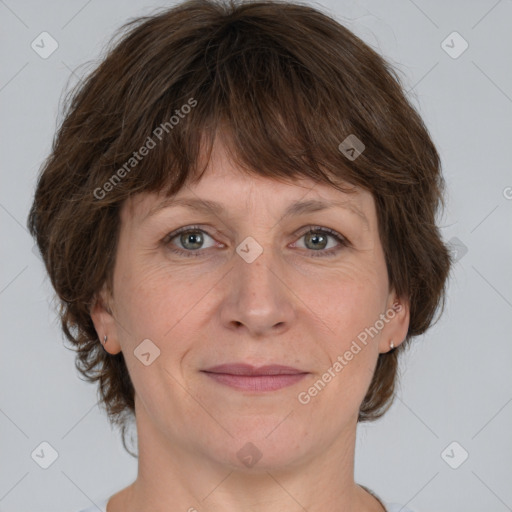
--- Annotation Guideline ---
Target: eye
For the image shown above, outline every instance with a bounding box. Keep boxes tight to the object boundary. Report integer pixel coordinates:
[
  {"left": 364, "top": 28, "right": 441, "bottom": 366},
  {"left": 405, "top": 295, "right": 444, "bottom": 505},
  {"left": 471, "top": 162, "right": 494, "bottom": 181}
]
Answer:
[
  {"left": 292, "top": 227, "right": 348, "bottom": 257},
  {"left": 163, "top": 225, "right": 219, "bottom": 258},
  {"left": 163, "top": 225, "right": 349, "bottom": 258}
]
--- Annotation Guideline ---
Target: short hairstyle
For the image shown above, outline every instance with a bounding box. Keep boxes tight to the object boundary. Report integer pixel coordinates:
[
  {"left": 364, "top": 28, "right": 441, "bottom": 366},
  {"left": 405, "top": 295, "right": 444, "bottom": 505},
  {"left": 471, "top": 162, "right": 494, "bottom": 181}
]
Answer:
[{"left": 28, "top": 0, "right": 452, "bottom": 449}]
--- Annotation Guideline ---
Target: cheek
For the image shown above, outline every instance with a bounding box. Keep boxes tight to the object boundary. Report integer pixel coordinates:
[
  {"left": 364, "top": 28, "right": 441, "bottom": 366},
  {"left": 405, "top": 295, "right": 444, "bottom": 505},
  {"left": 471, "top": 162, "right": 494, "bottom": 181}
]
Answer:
[
  {"left": 113, "top": 256, "right": 214, "bottom": 346},
  {"left": 311, "top": 264, "right": 386, "bottom": 338},
  {"left": 112, "top": 255, "right": 171, "bottom": 341},
  {"left": 304, "top": 267, "right": 386, "bottom": 400},
  {"left": 303, "top": 282, "right": 383, "bottom": 413}
]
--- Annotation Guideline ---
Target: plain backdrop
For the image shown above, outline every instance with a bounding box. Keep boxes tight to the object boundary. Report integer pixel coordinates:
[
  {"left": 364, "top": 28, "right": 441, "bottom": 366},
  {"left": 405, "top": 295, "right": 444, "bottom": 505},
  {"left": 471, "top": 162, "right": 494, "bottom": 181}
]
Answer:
[{"left": 1, "top": 1, "right": 511, "bottom": 511}]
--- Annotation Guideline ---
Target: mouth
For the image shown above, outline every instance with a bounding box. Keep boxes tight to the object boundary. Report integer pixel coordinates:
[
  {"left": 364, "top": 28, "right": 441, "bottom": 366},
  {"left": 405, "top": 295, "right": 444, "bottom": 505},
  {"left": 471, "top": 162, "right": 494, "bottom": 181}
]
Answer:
[{"left": 201, "top": 363, "right": 309, "bottom": 392}]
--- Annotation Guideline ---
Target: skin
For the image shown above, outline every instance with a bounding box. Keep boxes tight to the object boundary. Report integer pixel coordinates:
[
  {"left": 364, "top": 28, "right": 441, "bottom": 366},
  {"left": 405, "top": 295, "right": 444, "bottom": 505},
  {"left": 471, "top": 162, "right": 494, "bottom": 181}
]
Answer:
[{"left": 91, "top": 137, "right": 410, "bottom": 512}]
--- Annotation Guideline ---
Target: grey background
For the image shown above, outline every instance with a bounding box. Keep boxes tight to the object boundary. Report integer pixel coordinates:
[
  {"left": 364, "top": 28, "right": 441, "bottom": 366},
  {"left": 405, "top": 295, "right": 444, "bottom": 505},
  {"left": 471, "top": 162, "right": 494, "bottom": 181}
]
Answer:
[{"left": 1, "top": 0, "right": 511, "bottom": 511}]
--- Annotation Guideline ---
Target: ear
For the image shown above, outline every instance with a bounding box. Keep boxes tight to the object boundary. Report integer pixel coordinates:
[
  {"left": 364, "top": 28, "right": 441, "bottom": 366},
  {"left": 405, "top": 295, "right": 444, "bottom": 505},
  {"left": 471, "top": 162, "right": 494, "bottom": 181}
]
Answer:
[
  {"left": 378, "top": 292, "right": 410, "bottom": 354},
  {"left": 90, "top": 284, "right": 122, "bottom": 355}
]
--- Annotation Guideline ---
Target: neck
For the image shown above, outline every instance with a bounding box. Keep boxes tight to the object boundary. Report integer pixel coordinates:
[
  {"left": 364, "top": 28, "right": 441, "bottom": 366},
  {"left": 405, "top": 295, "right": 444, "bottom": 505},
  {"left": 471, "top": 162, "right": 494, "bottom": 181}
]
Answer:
[{"left": 113, "top": 395, "right": 382, "bottom": 512}]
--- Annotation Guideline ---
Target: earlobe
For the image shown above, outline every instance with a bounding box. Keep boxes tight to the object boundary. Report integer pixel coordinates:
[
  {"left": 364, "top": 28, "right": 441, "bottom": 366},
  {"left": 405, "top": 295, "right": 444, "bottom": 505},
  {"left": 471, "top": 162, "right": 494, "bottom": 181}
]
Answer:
[
  {"left": 90, "top": 290, "right": 122, "bottom": 355},
  {"left": 379, "top": 297, "right": 410, "bottom": 353}
]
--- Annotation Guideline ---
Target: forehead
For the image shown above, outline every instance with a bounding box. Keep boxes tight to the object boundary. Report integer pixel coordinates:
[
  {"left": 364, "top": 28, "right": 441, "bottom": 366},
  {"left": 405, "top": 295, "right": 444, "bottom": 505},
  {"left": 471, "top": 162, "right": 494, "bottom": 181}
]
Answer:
[{"left": 122, "top": 139, "right": 374, "bottom": 226}]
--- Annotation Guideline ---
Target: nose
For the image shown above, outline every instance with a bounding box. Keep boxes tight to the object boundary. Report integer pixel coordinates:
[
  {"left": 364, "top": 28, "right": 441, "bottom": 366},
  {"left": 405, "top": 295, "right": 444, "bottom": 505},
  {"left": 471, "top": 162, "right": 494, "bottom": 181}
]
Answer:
[{"left": 219, "top": 247, "right": 296, "bottom": 338}]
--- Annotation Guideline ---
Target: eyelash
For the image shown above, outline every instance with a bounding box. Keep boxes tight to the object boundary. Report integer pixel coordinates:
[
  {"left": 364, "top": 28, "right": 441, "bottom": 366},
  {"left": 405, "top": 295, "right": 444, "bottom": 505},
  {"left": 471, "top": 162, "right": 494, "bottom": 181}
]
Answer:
[{"left": 162, "top": 224, "right": 349, "bottom": 259}]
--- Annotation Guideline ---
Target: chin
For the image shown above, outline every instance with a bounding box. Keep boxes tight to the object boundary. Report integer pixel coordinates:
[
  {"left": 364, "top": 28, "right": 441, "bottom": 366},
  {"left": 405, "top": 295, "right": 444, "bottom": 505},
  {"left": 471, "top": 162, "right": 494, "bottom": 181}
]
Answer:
[{"left": 203, "top": 423, "right": 314, "bottom": 472}]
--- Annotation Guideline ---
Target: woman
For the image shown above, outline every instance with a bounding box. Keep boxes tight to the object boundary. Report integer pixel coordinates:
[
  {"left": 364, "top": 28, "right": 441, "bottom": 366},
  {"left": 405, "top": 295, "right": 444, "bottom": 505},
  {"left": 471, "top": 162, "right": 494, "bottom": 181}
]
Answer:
[{"left": 27, "top": 0, "right": 452, "bottom": 510}]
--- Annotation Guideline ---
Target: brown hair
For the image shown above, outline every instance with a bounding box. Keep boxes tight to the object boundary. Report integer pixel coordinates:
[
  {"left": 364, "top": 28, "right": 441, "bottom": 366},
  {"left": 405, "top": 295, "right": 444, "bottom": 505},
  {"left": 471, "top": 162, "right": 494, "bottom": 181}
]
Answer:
[{"left": 27, "top": 0, "right": 452, "bottom": 452}]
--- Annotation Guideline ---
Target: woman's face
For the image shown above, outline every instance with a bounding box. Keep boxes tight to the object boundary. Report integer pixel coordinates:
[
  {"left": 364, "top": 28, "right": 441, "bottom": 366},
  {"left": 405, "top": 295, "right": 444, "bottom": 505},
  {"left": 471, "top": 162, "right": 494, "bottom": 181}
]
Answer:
[{"left": 93, "top": 139, "right": 409, "bottom": 470}]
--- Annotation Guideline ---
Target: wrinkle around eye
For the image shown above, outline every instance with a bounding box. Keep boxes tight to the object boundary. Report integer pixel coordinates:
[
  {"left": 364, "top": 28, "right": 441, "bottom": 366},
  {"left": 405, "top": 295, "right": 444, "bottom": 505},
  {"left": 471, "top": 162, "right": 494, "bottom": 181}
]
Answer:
[{"left": 159, "top": 224, "right": 356, "bottom": 261}]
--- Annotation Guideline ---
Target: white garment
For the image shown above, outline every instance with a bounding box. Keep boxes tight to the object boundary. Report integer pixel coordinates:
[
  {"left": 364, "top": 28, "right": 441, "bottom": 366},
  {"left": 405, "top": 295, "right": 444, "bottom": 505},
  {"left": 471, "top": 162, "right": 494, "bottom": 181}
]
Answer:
[
  {"left": 386, "top": 504, "right": 417, "bottom": 512},
  {"left": 77, "top": 497, "right": 417, "bottom": 512},
  {"left": 78, "top": 498, "right": 108, "bottom": 512}
]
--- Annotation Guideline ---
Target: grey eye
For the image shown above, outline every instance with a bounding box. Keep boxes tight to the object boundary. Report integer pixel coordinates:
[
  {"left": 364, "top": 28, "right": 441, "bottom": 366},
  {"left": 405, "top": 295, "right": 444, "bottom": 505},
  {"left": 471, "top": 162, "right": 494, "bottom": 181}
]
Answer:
[
  {"left": 303, "top": 231, "right": 329, "bottom": 250},
  {"left": 169, "top": 229, "right": 216, "bottom": 251},
  {"left": 179, "top": 231, "right": 204, "bottom": 250}
]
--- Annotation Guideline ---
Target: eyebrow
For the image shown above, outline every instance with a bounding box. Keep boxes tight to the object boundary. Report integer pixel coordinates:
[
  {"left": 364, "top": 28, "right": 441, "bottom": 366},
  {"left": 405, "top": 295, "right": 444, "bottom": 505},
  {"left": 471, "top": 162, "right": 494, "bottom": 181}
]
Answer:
[{"left": 144, "top": 196, "right": 369, "bottom": 228}]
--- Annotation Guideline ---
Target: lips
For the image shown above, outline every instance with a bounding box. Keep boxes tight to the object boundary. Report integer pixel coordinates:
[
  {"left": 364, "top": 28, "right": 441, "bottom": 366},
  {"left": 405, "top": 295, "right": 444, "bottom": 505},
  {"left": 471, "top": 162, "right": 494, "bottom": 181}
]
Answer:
[
  {"left": 202, "top": 363, "right": 306, "bottom": 376},
  {"left": 201, "top": 363, "right": 308, "bottom": 392}
]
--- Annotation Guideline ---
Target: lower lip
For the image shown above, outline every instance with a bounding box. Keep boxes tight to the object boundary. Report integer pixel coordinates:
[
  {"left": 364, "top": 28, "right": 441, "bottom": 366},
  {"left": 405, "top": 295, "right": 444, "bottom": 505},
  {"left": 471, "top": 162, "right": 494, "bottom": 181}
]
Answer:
[{"left": 202, "top": 372, "right": 308, "bottom": 391}]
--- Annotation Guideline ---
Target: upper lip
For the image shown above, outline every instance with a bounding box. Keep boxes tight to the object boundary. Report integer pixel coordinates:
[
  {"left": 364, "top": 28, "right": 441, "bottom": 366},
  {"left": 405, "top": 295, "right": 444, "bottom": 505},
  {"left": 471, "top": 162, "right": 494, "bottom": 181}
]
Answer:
[{"left": 202, "top": 363, "right": 307, "bottom": 375}]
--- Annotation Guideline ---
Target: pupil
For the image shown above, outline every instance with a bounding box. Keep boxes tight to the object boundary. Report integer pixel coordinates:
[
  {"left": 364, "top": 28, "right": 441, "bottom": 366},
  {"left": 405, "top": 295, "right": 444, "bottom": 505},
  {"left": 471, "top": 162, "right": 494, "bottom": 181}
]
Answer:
[
  {"left": 182, "top": 232, "right": 203, "bottom": 249},
  {"left": 307, "top": 232, "right": 326, "bottom": 250}
]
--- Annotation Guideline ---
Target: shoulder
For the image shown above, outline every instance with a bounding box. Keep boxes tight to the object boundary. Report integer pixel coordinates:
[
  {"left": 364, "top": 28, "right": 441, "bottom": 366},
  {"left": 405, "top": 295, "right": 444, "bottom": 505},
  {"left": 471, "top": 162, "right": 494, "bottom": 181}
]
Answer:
[
  {"left": 76, "top": 498, "right": 109, "bottom": 512},
  {"left": 75, "top": 497, "right": 415, "bottom": 512},
  {"left": 385, "top": 503, "right": 417, "bottom": 512},
  {"left": 75, "top": 495, "right": 417, "bottom": 512},
  {"left": 359, "top": 484, "right": 417, "bottom": 512}
]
